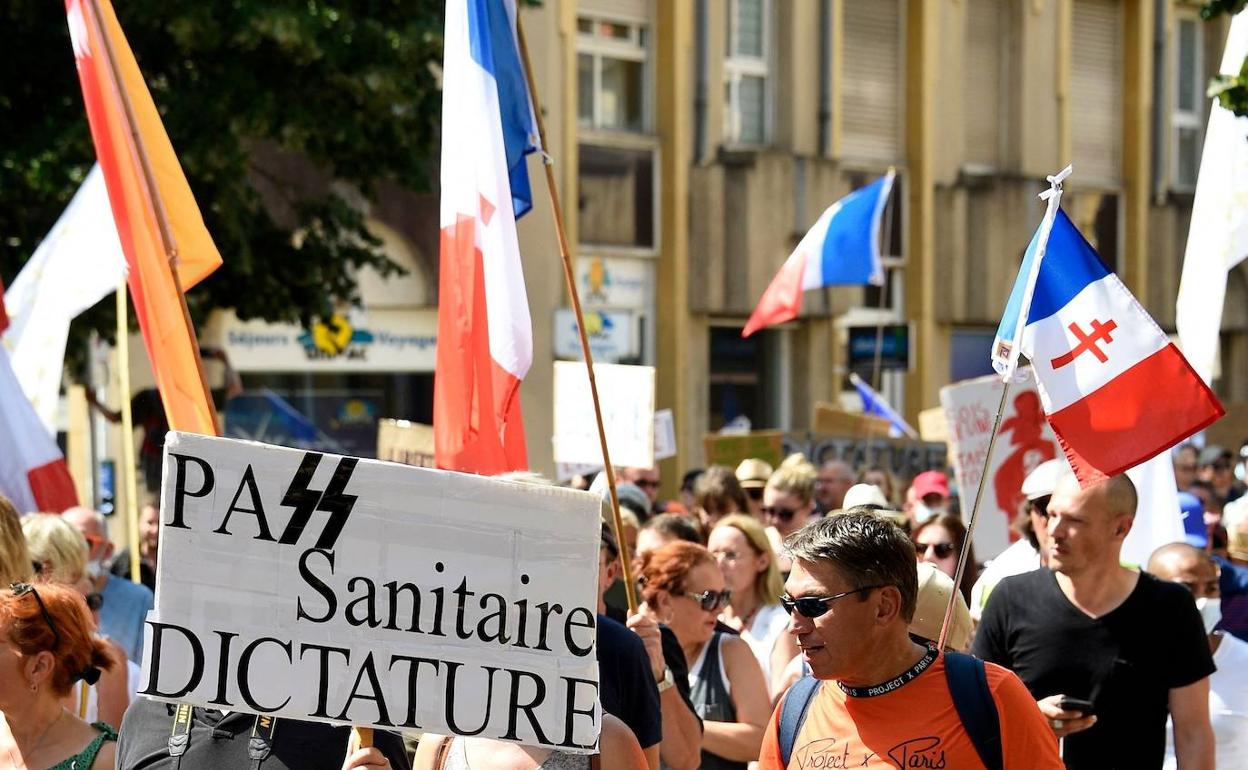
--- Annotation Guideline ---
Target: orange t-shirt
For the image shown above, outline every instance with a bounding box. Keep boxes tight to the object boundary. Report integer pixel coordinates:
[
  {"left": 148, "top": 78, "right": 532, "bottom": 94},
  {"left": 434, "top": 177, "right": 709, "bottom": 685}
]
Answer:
[{"left": 758, "top": 653, "right": 1061, "bottom": 770}]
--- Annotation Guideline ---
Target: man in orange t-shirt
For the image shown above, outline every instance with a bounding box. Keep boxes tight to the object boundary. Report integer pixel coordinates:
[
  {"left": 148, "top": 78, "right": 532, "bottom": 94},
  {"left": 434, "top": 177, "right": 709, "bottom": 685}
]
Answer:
[{"left": 758, "top": 511, "right": 1061, "bottom": 769}]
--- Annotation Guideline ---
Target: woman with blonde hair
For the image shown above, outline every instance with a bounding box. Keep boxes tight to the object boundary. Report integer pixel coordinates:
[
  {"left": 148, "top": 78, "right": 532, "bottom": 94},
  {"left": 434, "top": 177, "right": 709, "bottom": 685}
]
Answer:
[
  {"left": 0, "top": 495, "right": 33, "bottom": 585},
  {"left": 21, "top": 514, "right": 131, "bottom": 730},
  {"left": 762, "top": 454, "right": 817, "bottom": 571},
  {"left": 707, "top": 515, "right": 798, "bottom": 697}
]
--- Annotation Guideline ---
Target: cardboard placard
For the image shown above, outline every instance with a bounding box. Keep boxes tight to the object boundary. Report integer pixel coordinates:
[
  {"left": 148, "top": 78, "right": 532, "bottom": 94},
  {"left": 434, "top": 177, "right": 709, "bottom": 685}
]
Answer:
[
  {"left": 703, "top": 431, "right": 786, "bottom": 470},
  {"left": 143, "top": 434, "right": 602, "bottom": 751},
  {"left": 376, "top": 419, "right": 435, "bottom": 467}
]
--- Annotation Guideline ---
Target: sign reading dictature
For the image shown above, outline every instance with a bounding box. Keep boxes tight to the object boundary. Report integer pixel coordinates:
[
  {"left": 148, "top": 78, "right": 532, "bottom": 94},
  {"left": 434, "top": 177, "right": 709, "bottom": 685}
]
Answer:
[{"left": 142, "top": 433, "right": 603, "bottom": 751}]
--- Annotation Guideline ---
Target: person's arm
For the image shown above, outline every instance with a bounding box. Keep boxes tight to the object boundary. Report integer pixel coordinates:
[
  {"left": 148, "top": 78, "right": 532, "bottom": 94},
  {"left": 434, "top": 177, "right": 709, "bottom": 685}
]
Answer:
[
  {"left": 768, "top": 632, "right": 800, "bottom": 702},
  {"left": 411, "top": 734, "right": 448, "bottom": 770},
  {"left": 602, "top": 713, "right": 651, "bottom": 770},
  {"left": 1169, "top": 678, "right": 1215, "bottom": 770},
  {"left": 89, "top": 740, "right": 116, "bottom": 770},
  {"left": 626, "top": 614, "right": 701, "bottom": 770},
  {"left": 701, "top": 636, "right": 769, "bottom": 762}
]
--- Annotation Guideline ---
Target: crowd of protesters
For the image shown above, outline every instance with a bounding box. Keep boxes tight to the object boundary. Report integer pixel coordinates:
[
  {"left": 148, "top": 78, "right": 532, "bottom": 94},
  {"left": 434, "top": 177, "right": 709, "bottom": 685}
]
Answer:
[{"left": 1, "top": 438, "right": 1247, "bottom": 768}]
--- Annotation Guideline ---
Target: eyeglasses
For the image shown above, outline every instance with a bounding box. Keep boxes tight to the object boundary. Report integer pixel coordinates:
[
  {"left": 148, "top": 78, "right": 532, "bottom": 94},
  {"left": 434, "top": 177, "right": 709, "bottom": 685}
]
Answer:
[
  {"left": 634, "top": 479, "right": 661, "bottom": 489},
  {"left": 683, "top": 589, "right": 732, "bottom": 612},
  {"left": 10, "top": 583, "right": 62, "bottom": 650},
  {"left": 780, "top": 585, "right": 887, "bottom": 618},
  {"left": 85, "top": 592, "right": 104, "bottom": 612},
  {"left": 762, "top": 506, "right": 799, "bottom": 523},
  {"left": 711, "top": 549, "right": 740, "bottom": 563},
  {"left": 82, "top": 533, "right": 107, "bottom": 553},
  {"left": 745, "top": 488, "right": 764, "bottom": 502},
  {"left": 918, "top": 542, "right": 956, "bottom": 559}
]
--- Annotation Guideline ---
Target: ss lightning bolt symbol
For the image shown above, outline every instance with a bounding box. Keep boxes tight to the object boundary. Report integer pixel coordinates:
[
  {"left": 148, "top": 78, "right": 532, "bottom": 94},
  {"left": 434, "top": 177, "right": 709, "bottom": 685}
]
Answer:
[{"left": 277, "top": 453, "right": 360, "bottom": 551}]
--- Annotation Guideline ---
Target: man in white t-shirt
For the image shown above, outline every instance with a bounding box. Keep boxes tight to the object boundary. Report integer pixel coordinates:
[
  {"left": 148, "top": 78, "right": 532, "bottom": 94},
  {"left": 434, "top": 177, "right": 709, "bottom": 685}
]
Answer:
[
  {"left": 1149, "top": 542, "right": 1248, "bottom": 769},
  {"left": 969, "top": 458, "right": 1067, "bottom": 620}
]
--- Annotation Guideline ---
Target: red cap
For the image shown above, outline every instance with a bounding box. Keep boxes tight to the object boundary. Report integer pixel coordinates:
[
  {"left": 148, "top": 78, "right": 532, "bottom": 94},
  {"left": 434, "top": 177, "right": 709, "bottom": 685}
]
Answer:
[{"left": 911, "top": 470, "right": 949, "bottom": 500}]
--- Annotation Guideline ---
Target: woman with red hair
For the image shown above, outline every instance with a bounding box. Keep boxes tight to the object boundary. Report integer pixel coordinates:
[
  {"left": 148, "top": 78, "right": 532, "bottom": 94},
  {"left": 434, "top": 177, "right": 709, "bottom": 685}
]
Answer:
[
  {"left": 0, "top": 581, "right": 119, "bottom": 768},
  {"left": 635, "top": 542, "right": 769, "bottom": 770}
]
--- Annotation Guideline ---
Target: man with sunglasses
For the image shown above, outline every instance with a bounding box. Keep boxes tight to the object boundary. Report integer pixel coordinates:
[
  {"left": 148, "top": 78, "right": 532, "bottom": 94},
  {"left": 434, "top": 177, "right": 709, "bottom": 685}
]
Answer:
[
  {"left": 62, "top": 506, "right": 153, "bottom": 663},
  {"left": 758, "top": 511, "right": 1060, "bottom": 770}
]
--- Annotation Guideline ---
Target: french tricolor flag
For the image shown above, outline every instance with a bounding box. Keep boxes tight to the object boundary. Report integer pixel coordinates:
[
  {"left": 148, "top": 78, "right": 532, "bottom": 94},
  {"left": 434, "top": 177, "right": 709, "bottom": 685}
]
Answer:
[
  {"left": 742, "top": 171, "right": 894, "bottom": 338},
  {"left": 434, "top": 0, "right": 539, "bottom": 474},
  {"left": 994, "top": 206, "right": 1223, "bottom": 485},
  {"left": 0, "top": 280, "right": 78, "bottom": 514}
]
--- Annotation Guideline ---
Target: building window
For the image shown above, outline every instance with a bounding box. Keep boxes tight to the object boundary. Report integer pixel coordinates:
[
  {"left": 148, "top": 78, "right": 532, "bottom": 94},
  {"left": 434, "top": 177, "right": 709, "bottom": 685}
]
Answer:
[
  {"left": 577, "top": 16, "right": 649, "bottom": 133},
  {"left": 724, "top": 0, "right": 770, "bottom": 146},
  {"left": 1070, "top": 0, "right": 1123, "bottom": 184},
  {"left": 708, "top": 326, "right": 783, "bottom": 430},
  {"left": 841, "top": 0, "right": 902, "bottom": 161},
  {"left": 1172, "top": 14, "right": 1204, "bottom": 190},
  {"left": 578, "top": 144, "right": 656, "bottom": 249}
]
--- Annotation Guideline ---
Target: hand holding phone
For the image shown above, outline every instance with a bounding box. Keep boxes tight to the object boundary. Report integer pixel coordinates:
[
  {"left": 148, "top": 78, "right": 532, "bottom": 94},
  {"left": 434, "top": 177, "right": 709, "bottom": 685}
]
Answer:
[{"left": 1058, "top": 696, "right": 1095, "bottom": 716}]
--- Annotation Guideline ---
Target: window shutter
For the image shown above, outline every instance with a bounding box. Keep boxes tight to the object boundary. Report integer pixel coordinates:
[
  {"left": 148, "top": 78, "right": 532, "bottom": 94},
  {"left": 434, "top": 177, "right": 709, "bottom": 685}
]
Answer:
[
  {"left": 579, "top": 0, "right": 648, "bottom": 25},
  {"left": 841, "top": 0, "right": 901, "bottom": 161},
  {"left": 1070, "top": 0, "right": 1122, "bottom": 184},
  {"left": 964, "top": 0, "right": 1002, "bottom": 168}
]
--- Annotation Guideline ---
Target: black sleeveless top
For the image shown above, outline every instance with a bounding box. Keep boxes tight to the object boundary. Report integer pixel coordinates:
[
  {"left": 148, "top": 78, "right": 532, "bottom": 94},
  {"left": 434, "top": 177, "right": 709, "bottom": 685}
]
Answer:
[{"left": 689, "top": 633, "right": 744, "bottom": 770}]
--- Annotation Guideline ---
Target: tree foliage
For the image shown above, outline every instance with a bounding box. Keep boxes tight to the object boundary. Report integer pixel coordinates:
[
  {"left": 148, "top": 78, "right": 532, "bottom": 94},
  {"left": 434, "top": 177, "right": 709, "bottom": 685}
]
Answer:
[
  {"left": 1203, "top": 1, "right": 1248, "bottom": 117},
  {"left": 0, "top": 0, "right": 443, "bottom": 369}
]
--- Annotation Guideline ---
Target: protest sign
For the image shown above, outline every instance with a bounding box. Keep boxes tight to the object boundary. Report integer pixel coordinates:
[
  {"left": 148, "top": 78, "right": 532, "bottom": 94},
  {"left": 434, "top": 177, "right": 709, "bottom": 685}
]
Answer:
[
  {"left": 553, "top": 362, "right": 655, "bottom": 469},
  {"left": 781, "top": 434, "right": 946, "bottom": 484},
  {"left": 653, "top": 409, "right": 676, "bottom": 461},
  {"left": 939, "top": 370, "right": 1059, "bottom": 559},
  {"left": 703, "top": 431, "right": 786, "bottom": 470},
  {"left": 143, "top": 433, "right": 602, "bottom": 751},
  {"left": 375, "top": 419, "right": 435, "bottom": 467}
]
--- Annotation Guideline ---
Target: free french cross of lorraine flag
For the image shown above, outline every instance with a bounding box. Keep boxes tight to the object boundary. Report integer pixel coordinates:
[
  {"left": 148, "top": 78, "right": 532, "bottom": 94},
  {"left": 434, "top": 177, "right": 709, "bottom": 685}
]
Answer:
[
  {"left": 993, "top": 209, "right": 1223, "bottom": 486},
  {"left": 434, "top": 0, "right": 539, "bottom": 474},
  {"left": 65, "top": 0, "right": 221, "bottom": 437},
  {"left": 742, "top": 171, "right": 895, "bottom": 338},
  {"left": 0, "top": 281, "right": 79, "bottom": 515}
]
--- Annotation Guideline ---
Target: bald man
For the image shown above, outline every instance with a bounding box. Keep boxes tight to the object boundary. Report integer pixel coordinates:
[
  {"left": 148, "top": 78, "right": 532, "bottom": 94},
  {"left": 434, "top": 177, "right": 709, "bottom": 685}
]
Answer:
[
  {"left": 63, "top": 506, "right": 154, "bottom": 662},
  {"left": 973, "top": 474, "right": 1215, "bottom": 770},
  {"left": 1149, "top": 543, "right": 1248, "bottom": 768}
]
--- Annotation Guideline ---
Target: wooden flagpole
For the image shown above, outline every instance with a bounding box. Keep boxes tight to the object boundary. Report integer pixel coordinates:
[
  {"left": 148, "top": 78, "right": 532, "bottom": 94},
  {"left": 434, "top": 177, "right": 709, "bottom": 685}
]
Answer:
[
  {"left": 86, "top": 0, "right": 220, "bottom": 432},
  {"left": 515, "top": 16, "right": 639, "bottom": 612},
  {"left": 116, "top": 285, "right": 142, "bottom": 586}
]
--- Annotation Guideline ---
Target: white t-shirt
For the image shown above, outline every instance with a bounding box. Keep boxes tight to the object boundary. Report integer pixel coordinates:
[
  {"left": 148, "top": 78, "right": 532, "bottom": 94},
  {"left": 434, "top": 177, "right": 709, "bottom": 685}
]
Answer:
[
  {"left": 1164, "top": 633, "right": 1248, "bottom": 769},
  {"left": 740, "top": 602, "right": 790, "bottom": 686},
  {"left": 969, "top": 539, "right": 1041, "bottom": 620}
]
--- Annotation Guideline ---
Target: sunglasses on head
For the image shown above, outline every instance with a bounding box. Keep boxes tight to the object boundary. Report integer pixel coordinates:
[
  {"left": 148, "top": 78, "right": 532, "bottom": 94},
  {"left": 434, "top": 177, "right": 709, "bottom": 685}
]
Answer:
[
  {"left": 10, "top": 583, "right": 62, "bottom": 650},
  {"left": 762, "top": 506, "right": 798, "bottom": 522},
  {"left": 683, "top": 588, "right": 731, "bottom": 612},
  {"left": 919, "top": 541, "right": 957, "bottom": 559},
  {"left": 780, "top": 585, "right": 886, "bottom": 618}
]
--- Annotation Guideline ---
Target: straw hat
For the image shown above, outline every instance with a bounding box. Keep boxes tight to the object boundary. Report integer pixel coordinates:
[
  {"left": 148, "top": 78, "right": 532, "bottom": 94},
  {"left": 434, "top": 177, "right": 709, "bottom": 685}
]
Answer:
[{"left": 910, "top": 562, "right": 973, "bottom": 652}]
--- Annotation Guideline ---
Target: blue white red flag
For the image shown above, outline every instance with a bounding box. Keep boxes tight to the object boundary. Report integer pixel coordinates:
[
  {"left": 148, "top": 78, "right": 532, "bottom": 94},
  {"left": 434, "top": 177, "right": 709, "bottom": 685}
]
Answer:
[
  {"left": 849, "top": 372, "right": 917, "bottom": 438},
  {"left": 434, "top": 0, "right": 539, "bottom": 474},
  {"left": 993, "top": 200, "right": 1223, "bottom": 485},
  {"left": 0, "top": 281, "right": 79, "bottom": 514},
  {"left": 743, "top": 171, "right": 894, "bottom": 338}
]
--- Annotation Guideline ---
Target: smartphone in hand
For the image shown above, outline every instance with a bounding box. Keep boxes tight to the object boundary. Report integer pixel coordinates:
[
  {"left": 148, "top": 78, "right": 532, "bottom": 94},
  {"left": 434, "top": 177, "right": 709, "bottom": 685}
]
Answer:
[{"left": 1059, "top": 697, "right": 1095, "bottom": 716}]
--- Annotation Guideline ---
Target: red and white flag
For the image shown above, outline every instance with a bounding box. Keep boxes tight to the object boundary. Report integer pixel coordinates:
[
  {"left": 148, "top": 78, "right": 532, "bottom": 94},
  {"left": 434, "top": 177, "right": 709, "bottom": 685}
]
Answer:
[
  {"left": 434, "top": 0, "right": 539, "bottom": 474},
  {"left": 0, "top": 281, "right": 78, "bottom": 514}
]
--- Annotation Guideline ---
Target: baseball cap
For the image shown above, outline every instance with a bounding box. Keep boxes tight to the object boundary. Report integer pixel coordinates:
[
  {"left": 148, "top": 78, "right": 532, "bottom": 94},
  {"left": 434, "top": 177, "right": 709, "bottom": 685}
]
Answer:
[
  {"left": 843, "top": 483, "right": 890, "bottom": 509},
  {"left": 735, "top": 458, "right": 774, "bottom": 490},
  {"left": 1178, "top": 491, "right": 1207, "bottom": 549},
  {"left": 910, "top": 563, "right": 972, "bottom": 651},
  {"left": 911, "top": 470, "right": 949, "bottom": 500},
  {"left": 1021, "top": 458, "right": 1072, "bottom": 501}
]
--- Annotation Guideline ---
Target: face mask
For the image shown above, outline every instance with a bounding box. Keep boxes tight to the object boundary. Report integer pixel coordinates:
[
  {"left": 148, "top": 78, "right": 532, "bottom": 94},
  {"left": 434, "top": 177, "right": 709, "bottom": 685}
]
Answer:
[
  {"left": 86, "top": 559, "right": 106, "bottom": 580},
  {"left": 914, "top": 503, "right": 945, "bottom": 524},
  {"left": 1196, "top": 597, "right": 1222, "bottom": 635}
]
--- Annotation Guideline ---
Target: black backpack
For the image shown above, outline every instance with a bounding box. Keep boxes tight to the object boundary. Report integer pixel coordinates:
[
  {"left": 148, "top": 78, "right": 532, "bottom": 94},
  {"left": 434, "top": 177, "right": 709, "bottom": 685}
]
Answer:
[{"left": 776, "top": 651, "right": 1003, "bottom": 770}]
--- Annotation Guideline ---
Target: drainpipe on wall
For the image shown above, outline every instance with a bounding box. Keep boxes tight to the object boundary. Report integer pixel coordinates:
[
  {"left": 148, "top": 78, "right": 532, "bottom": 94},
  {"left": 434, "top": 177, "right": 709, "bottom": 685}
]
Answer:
[
  {"left": 1151, "top": 0, "right": 1167, "bottom": 202},
  {"left": 694, "top": 0, "right": 708, "bottom": 164},
  {"left": 818, "top": 0, "right": 833, "bottom": 156}
]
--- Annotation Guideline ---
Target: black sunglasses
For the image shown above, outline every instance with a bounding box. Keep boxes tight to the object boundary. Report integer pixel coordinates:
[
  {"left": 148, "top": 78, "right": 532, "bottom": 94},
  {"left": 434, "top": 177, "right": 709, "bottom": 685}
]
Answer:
[
  {"left": 762, "top": 506, "right": 798, "bottom": 522},
  {"left": 85, "top": 592, "right": 104, "bottom": 612},
  {"left": 10, "top": 583, "right": 62, "bottom": 650},
  {"left": 918, "top": 541, "right": 957, "bottom": 559},
  {"left": 745, "top": 488, "right": 764, "bottom": 501},
  {"left": 781, "top": 585, "right": 886, "bottom": 618},
  {"left": 683, "top": 589, "right": 732, "bottom": 612}
]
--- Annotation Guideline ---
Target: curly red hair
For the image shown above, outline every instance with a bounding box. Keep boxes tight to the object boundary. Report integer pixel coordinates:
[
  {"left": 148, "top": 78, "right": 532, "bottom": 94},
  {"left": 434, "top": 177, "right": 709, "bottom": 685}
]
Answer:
[
  {"left": 636, "top": 541, "right": 715, "bottom": 606},
  {"left": 0, "top": 582, "right": 117, "bottom": 695}
]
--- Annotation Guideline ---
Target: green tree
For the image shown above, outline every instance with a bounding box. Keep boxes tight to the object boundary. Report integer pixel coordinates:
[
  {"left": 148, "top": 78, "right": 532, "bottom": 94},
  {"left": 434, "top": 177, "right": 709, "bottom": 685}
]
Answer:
[
  {"left": 1204, "top": 1, "right": 1248, "bottom": 116},
  {"left": 0, "top": 1, "right": 443, "bottom": 370}
]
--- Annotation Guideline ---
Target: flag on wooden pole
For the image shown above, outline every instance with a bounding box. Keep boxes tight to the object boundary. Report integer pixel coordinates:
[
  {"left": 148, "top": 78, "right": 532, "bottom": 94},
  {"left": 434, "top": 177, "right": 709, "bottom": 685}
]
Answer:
[{"left": 65, "top": 0, "right": 220, "bottom": 436}]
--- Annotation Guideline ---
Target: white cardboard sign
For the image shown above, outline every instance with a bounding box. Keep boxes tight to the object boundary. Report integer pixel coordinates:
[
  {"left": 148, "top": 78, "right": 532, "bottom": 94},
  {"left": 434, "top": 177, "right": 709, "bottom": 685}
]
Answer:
[
  {"left": 939, "top": 370, "right": 1060, "bottom": 560},
  {"left": 142, "top": 433, "right": 602, "bottom": 751},
  {"left": 552, "top": 362, "right": 656, "bottom": 469}
]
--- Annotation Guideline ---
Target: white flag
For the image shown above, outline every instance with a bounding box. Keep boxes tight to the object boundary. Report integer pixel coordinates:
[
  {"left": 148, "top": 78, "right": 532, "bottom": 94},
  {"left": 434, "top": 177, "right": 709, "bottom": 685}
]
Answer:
[
  {"left": 1, "top": 165, "right": 125, "bottom": 434},
  {"left": 1176, "top": 12, "right": 1248, "bottom": 385},
  {"left": 1121, "top": 453, "right": 1185, "bottom": 568}
]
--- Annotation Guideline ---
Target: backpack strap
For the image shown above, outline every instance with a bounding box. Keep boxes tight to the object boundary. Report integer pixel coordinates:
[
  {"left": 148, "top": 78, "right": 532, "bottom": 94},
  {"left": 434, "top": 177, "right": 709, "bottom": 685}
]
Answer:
[
  {"left": 944, "top": 652, "right": 1003, "bottom": 770},
  {"left": 778, "top": 676, "right": 822, "bottom": 768}
]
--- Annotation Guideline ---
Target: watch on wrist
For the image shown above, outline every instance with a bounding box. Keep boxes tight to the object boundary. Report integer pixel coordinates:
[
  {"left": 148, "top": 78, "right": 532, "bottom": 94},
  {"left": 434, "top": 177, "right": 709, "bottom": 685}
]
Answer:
[{"left": 656, "top": 666, "right": 675, "bottom": 693}]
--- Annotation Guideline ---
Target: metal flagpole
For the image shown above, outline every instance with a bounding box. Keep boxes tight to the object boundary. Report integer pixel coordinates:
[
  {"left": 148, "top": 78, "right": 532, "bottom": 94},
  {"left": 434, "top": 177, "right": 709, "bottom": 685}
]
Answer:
[
  {"left": 116, "top": 285, "right": 142, "bottom": 586},
  {"left": 515, "top": 16, "right": 639, "bottom": 612},
  {"left": 871, "top": 168, "right": 897, "bottom": 392},
  {"left": 938, "top": 165, "right": 1071, "bottom": 649}
]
